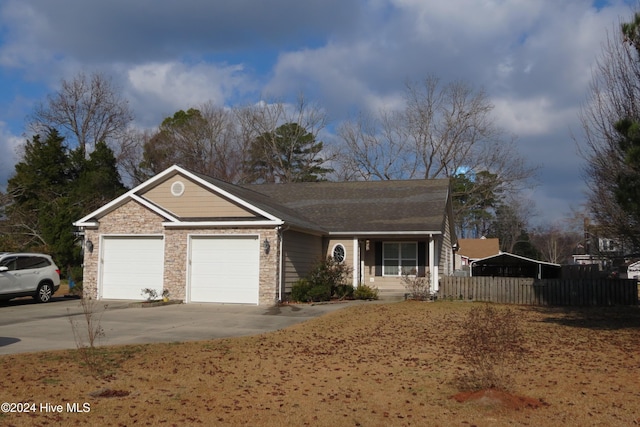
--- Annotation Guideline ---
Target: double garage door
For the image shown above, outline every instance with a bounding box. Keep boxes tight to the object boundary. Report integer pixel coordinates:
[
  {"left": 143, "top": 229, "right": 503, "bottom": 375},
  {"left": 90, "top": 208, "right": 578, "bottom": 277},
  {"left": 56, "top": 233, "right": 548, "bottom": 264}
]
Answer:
[{"left": 100, "top": 235, "right": 259, "bottom": 304}]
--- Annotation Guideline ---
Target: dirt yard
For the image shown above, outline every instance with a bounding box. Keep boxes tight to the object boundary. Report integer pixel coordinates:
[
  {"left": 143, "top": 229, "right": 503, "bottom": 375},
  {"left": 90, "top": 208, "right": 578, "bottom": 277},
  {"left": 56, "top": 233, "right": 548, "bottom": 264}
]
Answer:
[{"left": 0, "top": 300, "right": 639, "bottom": 426}]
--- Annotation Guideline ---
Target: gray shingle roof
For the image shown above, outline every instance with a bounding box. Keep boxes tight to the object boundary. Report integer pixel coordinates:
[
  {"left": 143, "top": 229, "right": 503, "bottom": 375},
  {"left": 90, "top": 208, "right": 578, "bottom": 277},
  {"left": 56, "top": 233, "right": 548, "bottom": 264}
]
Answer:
[
  {"left": 241, "top": 179, "right": 451, "bottom": 234},
  {"left": 191, "top": 172, "right": 324, "bottom": 231},
  {"left": 75, "top": 164, "right": 451, "bottom": 236}
]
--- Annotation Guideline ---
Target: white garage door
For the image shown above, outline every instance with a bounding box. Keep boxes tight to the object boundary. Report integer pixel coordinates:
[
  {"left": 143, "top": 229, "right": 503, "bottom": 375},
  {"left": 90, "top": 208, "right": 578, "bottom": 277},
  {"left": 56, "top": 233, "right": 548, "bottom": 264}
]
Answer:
[
  {"left": 101, "top": 236, "right": 164, "bottom": 300},
  {"left": 189, "top": 236, "right": 259, "bottom": 304}
]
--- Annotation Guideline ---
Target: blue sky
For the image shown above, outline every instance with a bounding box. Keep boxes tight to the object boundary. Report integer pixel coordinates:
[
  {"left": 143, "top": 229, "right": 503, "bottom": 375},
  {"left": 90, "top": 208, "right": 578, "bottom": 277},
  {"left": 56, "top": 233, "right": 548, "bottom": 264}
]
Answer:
[{"left": 0, "top": 0, "right": 636, "bottom": 227}]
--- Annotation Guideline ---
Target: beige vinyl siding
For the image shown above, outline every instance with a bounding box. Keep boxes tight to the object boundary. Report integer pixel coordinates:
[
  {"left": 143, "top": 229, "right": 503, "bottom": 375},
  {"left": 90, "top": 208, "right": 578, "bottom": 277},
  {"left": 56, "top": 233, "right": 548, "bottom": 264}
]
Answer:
[
  {"left": 324, "top": 238, "right": 356, "bottom": 284},
  {"left": 142, "top": 175, "right": 257, "bottom": 218},
  {"left": 324, "top": 238, "right": 355, "bottom": 261},
  {"left": 282, "top": 230, "right": 323, "bottom": 294},
  {"left": 440, "top": 215, "right": 452, "bottom": 275}
]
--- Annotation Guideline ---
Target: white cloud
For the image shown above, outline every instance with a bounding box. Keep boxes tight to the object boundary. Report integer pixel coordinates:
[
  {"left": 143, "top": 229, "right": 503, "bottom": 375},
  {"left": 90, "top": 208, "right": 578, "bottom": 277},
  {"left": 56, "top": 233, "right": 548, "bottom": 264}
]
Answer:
[
  {"left": 0, "top": 2, "right": 48, "bottom": 68},
  {"left": 390, "top": 0, "right": 543, "bottom": 43},
  {"left": 0, "top": 0, "right": 637, "bottom": 223},
  {"left": 493, "top": 96, "right": 579, "bottom": 136},
  {"left": 125, "top": 61, "right": 254, "bottom": 126},
  {"left": 0, "top": 122, "right": 23, "bottom": 190},
  {"left": 0, "top": 0, "right": 360, "bottom": 65}
]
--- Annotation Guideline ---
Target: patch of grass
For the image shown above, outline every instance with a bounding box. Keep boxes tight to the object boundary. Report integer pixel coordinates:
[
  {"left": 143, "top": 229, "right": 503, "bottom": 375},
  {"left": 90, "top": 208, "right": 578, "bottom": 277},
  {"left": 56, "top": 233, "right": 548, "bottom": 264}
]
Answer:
[
  {"left": 41, "top": 353, "right": 65, "bottom": 362},
  {"left": 115, "top": 345, "right": 145, "bottom": 360}
]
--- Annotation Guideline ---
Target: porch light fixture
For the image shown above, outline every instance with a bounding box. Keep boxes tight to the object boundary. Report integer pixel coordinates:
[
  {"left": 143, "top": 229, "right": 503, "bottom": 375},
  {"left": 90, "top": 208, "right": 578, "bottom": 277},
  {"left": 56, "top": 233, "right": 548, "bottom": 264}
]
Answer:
[
  {"left": 85, "top": 240, "right": 94, "bottom": 254},
  {"left": 263, "top": 238, "right": 270, "bottom": 255}
]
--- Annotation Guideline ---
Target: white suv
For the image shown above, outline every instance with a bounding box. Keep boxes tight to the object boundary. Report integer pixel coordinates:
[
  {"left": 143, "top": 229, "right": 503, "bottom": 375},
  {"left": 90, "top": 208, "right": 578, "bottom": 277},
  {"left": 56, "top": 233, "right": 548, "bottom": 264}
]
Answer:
[{"left": 0, "top": 253, "right": 61, "bottom": 303}]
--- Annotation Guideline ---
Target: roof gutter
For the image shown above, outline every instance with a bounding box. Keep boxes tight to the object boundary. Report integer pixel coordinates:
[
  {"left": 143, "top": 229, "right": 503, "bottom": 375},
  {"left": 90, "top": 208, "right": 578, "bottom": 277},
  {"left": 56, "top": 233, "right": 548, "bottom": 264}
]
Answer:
[
  {"left": 163, "top": 220, "right": 284, "bottom": 228},
  {"left": 327, "top": 231, "right": 442, "bottom": 236},
  {"left": 73, "top": 221, "right": 98, "bottom": 228}
]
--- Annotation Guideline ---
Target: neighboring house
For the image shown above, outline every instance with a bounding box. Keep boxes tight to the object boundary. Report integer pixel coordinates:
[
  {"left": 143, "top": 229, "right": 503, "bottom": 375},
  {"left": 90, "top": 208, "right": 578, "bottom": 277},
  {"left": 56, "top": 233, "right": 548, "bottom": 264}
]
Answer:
[
  {"left": 471, "top": 252, "right": 561, "bottom": 279},
  {"left": 571, "top": 237, "right": 623, "bottom": 269},
  {"left": 626, "top": 261, "right": 640, "bottom": 280},
  {"left": 572, "top": 218, "right": 627, "bottom": 271},
  {"left": 73, "top": 165, "right": 457, "bottom": 305},
  {"left": 456, "top": 237, "right": 500, "bottom": 267}
]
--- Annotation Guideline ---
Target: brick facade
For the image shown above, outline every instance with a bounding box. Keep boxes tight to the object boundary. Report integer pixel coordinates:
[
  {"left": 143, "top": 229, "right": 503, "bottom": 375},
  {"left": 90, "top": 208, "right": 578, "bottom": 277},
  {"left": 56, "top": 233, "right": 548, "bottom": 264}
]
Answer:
[
  {"left": 163, "top": 227, "right": 280, "bottom": 305},
  {"left": 82, "top": 200, "right": 280, "bottom": 306}
]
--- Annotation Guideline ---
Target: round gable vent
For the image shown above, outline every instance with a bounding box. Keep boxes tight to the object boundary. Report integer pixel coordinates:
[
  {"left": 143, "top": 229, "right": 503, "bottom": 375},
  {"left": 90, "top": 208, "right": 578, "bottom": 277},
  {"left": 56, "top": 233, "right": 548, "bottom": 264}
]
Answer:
[{"left": 171, "top": 180, "right": 185, "bottom": 197}]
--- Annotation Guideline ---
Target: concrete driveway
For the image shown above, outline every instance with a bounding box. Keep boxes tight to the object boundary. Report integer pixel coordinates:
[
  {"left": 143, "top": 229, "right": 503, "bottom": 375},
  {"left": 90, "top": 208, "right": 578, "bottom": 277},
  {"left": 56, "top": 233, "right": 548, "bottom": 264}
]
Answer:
[{"left": 0, "top": 295, "right": 364, "bottom": 355}]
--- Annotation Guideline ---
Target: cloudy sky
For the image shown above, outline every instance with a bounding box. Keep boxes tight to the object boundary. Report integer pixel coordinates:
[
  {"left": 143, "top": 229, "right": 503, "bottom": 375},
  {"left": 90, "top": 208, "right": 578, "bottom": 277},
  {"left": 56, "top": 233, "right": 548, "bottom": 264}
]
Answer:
[{"left": 0, "top": 0, "right": 635, "bottom": 226}]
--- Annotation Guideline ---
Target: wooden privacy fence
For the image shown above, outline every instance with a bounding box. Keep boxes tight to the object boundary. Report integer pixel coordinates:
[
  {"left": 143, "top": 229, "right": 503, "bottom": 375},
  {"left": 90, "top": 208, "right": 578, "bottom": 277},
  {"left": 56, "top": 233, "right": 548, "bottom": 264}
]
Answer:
[{"left": 440, "top": 276, "right": 639, "bottom": 306}]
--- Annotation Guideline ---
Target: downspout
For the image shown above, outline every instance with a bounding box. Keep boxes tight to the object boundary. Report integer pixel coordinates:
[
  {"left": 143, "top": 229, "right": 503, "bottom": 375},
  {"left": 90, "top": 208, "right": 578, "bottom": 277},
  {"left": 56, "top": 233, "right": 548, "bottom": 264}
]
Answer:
[
  {"left": 429, "top": 234, "right": 436, "bottom": 292},
  {"left": 360, "top": 242, "right": 365, "bottom": 286},
  {"left": 277, "top": 225, "right": 290, "bottom": 303},
  {"left": 429, "top": 234, "right": 436, "bottom": 294},
  {"left": 353, "top": 237, "right": 359, "bottom": 288}
]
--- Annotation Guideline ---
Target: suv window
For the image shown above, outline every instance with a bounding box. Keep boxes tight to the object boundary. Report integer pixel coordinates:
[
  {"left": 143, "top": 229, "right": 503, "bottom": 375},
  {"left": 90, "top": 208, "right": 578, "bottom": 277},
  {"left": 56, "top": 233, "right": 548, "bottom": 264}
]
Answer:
[
  {"left": 16, "top": 256, "right": 51, "bottom": 270},
  {"left": 0, "top": 257, "right": 18, "bottom": 271}
]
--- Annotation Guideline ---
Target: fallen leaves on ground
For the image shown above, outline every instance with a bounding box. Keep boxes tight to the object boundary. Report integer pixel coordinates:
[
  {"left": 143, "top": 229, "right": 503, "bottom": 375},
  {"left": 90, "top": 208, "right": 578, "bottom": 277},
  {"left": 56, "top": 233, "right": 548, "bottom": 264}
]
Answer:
[{"left": 1, "top": 301, "right": 639, "bottom": 426}]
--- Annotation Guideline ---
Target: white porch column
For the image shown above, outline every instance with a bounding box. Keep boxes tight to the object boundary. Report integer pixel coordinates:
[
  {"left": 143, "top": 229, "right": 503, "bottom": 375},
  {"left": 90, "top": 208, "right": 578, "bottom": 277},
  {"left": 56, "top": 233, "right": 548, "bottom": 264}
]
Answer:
[
  {"left": 429, "top": 235, "right": 438, "bottom": 293},
  {"left": 353, "top": 238, "right": 359, "bottom": 287}
]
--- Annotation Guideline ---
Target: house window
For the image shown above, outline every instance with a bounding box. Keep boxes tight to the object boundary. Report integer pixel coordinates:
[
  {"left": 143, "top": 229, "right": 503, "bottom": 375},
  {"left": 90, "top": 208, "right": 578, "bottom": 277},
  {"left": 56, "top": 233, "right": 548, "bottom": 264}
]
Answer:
[
  {"left": 332, "top": 244, "right": 346, "bottom": 263},
  {"left": 383, "top": 242, "right": 417, "bottom": 276}
]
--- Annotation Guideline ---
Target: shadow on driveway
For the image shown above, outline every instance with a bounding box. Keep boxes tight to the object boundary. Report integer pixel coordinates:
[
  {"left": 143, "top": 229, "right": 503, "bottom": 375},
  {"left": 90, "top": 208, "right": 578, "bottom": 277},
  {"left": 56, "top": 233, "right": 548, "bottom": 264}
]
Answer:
[{"left": 0, "top": 337, "right": 20, "bottom": 347}]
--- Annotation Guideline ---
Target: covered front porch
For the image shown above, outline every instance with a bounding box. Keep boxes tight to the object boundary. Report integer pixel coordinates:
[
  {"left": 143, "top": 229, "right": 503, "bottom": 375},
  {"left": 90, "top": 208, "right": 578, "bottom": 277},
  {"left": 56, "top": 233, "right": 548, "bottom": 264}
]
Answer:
[{"left": 326, "top": 233, "right": 444, "bottom": 294}]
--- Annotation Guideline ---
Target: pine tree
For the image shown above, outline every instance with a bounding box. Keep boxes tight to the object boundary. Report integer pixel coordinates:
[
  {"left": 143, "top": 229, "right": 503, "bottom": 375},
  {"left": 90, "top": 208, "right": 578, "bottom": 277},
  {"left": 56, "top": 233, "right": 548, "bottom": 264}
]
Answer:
[
  {"left": 2, "top": 129, "right": 126, "bottom": 269},
  {"left": 246, "top": 122, "right": 333, "bottom": 183}
]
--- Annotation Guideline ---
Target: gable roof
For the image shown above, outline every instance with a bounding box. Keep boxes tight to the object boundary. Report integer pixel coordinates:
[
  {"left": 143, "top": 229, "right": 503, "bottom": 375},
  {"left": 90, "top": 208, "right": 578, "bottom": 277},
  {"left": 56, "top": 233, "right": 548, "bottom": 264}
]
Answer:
[
  {"left": 470, "top": 252, "right": 561, "bottom": 279},
  {"left": 74, "top": 165, "right": 285, "bottom": 228},
  {"left": 457, "top": 238, "right": 500, "bottom": 260},
  {"left": 74, "top": 165, "right": 453, "bottom": 235},
  {"left": 472, "top": 252, "right": 560, "bottom": 267},
  {"left": 242, "top": 179, "right": 451, "bottom": 234}
]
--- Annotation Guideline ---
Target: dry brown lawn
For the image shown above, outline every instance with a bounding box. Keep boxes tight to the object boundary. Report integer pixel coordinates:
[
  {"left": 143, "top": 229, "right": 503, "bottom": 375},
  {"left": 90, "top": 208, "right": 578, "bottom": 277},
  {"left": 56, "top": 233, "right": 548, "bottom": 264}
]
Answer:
[{"left": 1, "top": 300, "right": 639, "bottom": 426}]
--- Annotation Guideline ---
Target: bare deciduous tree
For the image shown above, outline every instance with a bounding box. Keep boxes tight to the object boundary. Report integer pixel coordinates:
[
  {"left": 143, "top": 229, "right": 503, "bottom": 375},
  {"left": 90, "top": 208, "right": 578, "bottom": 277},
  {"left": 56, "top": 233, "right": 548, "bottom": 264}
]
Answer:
[
  {"left": 113, "top": 128, "right": 151, "bottom": 186},
  {"left": 337, "top": 110, "right": 417, "bottom": 180},
  {"left": 530, "top": 224, "right": 582, "bottom": 264},
  {"left": 30, "top": 72, "right": 133, "bottom": 158},
  {"left": 488, "top": 196, "right": 537, "bottom": 254},
  {"left": 241, "top": 94, "right": 328, "bottom": 141},
  {"left": 130, "top": 96, "right": 334, "bottom": 185},
  {"left": 337, "top": 76, "right": 536, "bottom": 226},
  {"left": 577, "top": 19, "right": 640, "bottom": 245},
  {"left": 137, "top": 103, "right": 245, "bottom": 182}
]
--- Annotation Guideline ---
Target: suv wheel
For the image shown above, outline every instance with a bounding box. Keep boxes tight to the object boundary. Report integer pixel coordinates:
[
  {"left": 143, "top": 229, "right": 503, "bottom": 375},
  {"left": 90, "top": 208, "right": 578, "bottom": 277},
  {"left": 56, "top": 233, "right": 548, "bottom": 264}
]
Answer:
[{"left": 35, "top": 283, "right": 53, "bottom": 303}]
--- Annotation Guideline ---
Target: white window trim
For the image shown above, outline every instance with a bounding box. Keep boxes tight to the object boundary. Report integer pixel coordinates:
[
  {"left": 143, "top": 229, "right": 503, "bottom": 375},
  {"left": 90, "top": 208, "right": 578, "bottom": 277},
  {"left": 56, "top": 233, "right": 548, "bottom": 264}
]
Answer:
[{"left": 382, "top": 241, "right": 418, "bottom": 276}]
